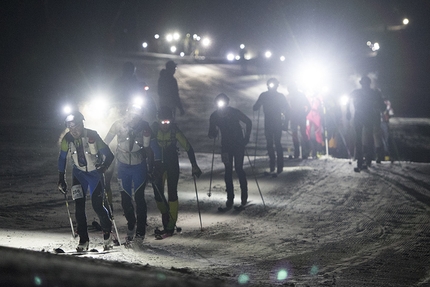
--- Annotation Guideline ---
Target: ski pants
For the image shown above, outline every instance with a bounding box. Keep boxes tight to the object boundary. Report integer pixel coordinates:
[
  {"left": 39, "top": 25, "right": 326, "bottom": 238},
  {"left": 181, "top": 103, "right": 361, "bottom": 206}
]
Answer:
[
  {"left": 354, "top": 120, "right": 382, "bottom": 168},
  {"left": 72, "top": 168, "right": 112, "bottom": 242},
  {"left": 117, "top": 161, "right": 147, "bottom": 235},
  {"left": 264, "top": 125, "right": 284, "bottom": 172},
  {"left": 153, "top": 158, "right": 180, "bottom": 231},
  {"left": 222, "top": 145, "right": 248, "bottom": 204},
  {"left": 291, "top": 116, "right": 309, "bottom": 158}
]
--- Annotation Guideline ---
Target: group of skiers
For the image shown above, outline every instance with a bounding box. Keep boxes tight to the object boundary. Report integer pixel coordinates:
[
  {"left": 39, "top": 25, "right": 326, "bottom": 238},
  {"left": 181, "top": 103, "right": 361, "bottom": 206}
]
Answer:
[{"left": 57, "top": 60, "right": 392, "bottom": 251}]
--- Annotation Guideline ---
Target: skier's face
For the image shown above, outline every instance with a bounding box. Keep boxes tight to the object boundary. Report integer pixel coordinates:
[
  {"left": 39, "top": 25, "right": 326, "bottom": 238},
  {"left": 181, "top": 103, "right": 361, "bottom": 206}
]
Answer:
[
  {"left": 159, "top": 119, "right": 171, "bottom": 132},
  {"left": 68, "top": 122, "right": 84, "bottom": 139}
]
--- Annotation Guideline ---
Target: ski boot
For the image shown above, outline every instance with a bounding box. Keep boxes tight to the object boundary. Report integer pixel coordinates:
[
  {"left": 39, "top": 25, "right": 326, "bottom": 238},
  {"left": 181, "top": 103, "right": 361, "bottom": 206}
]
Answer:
[
  {"left": 76, "top": 240, "right": 89, "bottom": 252},
  {"left": 103, "top": 232, "right": 113, "bottom": 251}
]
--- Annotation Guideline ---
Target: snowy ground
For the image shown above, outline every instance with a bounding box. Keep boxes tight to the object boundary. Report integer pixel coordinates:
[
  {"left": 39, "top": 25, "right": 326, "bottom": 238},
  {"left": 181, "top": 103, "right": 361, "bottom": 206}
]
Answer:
[{"left": 1, "top": 56, "right": 430, "bottom": 286}]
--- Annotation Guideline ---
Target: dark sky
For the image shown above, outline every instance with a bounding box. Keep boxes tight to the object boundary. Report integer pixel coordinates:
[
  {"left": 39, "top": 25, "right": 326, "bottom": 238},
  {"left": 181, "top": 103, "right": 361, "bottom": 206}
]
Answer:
[{"left": 1, "top": 0, "right": 430, "bottom": 116}]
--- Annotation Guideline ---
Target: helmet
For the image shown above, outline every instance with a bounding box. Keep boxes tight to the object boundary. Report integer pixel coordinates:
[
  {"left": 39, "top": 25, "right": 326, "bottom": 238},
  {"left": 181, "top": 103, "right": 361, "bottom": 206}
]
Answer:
[
  {"left": 215, "top": 93, "right": 229, "bottom": 108},
  {"left": 157, "top": 106, "right": 173, "bottom": 121},
  {"left": 267, "top": 78, "right": 279, "bottom": 89},
  {"left": 359, "top": 76, "right": 371, "bottom": 86},
  {"left": 64, "top": 112, "right": 85, "bottom": 128},
  {"left": 166, "top": 60, "right": 177, "bottom": 70}
]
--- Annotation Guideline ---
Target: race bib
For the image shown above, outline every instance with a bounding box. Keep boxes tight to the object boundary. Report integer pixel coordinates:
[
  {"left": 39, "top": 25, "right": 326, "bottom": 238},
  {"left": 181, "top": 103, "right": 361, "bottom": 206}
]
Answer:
[{"left": 71, "top": 185, "right": 84, "bottom": 200}]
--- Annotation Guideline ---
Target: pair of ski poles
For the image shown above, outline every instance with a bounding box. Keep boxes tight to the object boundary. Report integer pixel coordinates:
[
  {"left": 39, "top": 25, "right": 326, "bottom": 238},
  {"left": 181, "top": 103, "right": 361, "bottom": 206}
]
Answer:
[{"left": 207, "top": 124, "right": 266, "bottom": 209}]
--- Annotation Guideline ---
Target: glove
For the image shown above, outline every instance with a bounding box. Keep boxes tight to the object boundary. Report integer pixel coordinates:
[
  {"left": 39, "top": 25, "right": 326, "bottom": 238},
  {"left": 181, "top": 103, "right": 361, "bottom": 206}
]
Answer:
[
  {"left": 58, "top": 172, "right": 67, "bottom": 194},
  {"left": 95, "top": 163, "right": 107, "bottom": 173},
  {"left": 192, "top": 164, "right": 202, "bottom": 178}
]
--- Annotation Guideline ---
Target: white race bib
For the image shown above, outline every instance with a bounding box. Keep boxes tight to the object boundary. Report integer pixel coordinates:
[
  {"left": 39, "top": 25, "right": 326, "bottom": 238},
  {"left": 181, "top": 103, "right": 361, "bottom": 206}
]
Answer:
[{"left": 71, "top": 185, "right": 84, "bottom": 200}]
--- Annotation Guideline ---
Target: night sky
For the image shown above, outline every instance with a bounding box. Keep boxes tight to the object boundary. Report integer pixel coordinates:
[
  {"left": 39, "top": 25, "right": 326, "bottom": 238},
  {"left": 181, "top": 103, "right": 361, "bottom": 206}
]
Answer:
[{"left": 1, "top": 0, "right": 430, "bottom": 116}]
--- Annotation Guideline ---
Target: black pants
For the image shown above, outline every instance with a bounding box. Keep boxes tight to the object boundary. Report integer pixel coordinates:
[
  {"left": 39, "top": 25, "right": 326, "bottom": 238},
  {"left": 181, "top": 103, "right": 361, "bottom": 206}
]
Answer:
[
  {"left": 222, "top": 146, "right": 248, "bottom": 204},
  {"left": 291, "top": 117, "right": 310, "bottom": 158},
  {"left": 73, "top": 177, "right": 112, "bottom": 242},
  {"left": 264, "top": 126, "right": 284, "bottom": 171}
]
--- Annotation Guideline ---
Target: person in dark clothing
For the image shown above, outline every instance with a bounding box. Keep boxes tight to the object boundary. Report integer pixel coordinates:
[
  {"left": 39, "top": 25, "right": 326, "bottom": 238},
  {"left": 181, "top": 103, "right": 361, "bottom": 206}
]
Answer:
[
  {"left": 287, "top": 81, "right": 311, "bottom": 159},
  {"left": 209, "top": 93, "right": 252, "bottom": 208},
  {"left": 111, "top": 61, "right": 141, "bottom": 114},
  {"left": 347, "top": 76, "right": 386, "bottom": 172},
  {"left": 157, "top": 60, "right": 185, "bottom": 118},
  {"left": 253, "top": 78, "right": 289, "bottom": 175},
  {"left": 104, "top": 104, "right": 158, "bottom": 242},
  {"left": 151, "top": 106, "right": 202, "bottom": 237},
  {"left": 57, "top": 112, "right": 114, "bottom": 251}
]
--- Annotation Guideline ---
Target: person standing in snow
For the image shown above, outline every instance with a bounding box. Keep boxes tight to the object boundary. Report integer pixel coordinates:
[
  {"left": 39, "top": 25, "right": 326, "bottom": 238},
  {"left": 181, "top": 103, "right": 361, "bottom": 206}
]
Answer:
[
  {"left": 104, "top": 104, "right": 158, "bottom": 242},
  {"left": 287, "top": 81, "right": 311, "bottom": 159},
  {"left": 157, "top": 60, "right": 185, "bottom": 119},
  {"left": 380, "top": 96, "right": 394, "bottom": 161},
  {"left": 209, "top": 93, "right": 252, "bottom": 209},
  {"left": 347, "top": 76, "right": 386, "bottom": 172},
  {"left": 57, "top": 112, "right": 114, "bottom": 251},
  {"left": 306, "top": 93, "right": 324, "bottom": 158},
  {"left": 151, "top": 106, "right": 202, "bottom": 237},
  {"left": 253, "top": 78, "right": 289, "bottom": 175}
]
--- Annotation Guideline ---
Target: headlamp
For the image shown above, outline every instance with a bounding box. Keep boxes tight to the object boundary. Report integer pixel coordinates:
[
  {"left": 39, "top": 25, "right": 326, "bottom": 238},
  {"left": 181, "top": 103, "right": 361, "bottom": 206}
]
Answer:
[
  {"left": 161, "top": 120, "right": 171, "bottom": 125},
  {"left": 217, "top": 100, "right": 226, "bottom": 108}
]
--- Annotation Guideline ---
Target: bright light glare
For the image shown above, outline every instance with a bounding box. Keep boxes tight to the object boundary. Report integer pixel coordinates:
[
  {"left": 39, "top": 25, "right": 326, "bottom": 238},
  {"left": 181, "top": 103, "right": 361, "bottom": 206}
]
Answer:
[
  {"left": 132, "top": 96, "right": 144, "bottom": 107},
  {"left": 227, "top": 53, "right": 235, "bottom": 61},
  {"left": 180, "top": 52, "right": 185, "bottom": 57},
  {"left": 297, "top": 62, "right": 328, "bottom": 92},
  {"left": 63, "top": 105, "right": 72, "bottom": 115},
  {"left": 280, "top": 56, "right": 285, "bottom": 61},
  {"left": 166, "top": 34, "right": 173, "bottom": 42},
  {"left": 217, "top": 100, "right": 226, "bottom": 108},
  {"left": 142, "top": 42, "right": 148, "bottom": 48},
  {"left": 265, "top": 51, "right": 272, "bottom": 58},
  {"left": 277, "top": 269, "right": 288, "bottom": 281},
  {"left": 340, "top": 95, "right": 349, "bottom": 106},
  {"left": 154, "top": 34, "right": 160, "bottom": 39},
  {"left": 173, "top": 32, "right": 180, "bottom": 40},
  {"left": 403, "top": 18, "right": 409, "bottom": 25},
  {"left": 240, "top": 44, "right": 245, "bottom": 49},
  {"left": 372, "top": 42, "right": 380, "bottom": 51},
  {"left": 170, "top": 46, "right": 177, "bottom": 53},
  {"left": 202, "top": 37, "right": 211, "bottom": 47},
  {"left": 89, "top": 96, "right": 109, "bottom": 119}
]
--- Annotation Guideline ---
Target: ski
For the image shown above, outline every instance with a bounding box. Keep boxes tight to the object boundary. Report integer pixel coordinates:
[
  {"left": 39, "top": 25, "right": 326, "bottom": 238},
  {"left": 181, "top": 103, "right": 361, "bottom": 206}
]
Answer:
[
  {"left": 218, "top": 206, "right": 232, "bottom": 212},
  {"left": 233, "top": 201, "right": 253, "bottom": 211},
  {"left": 53, "top": 248, "right": 115, "bottom": 256},
  {"left": 155, "top": 232, "right": 174, "bottom": 240}
]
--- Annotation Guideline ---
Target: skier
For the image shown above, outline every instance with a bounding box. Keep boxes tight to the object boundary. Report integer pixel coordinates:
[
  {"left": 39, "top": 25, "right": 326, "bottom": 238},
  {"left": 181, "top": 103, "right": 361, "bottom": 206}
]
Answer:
[
  {"left": 347, "top": 76, "right": 386, "bottom": 172},
  {"left": 151, "top": 106, "right": 202, "bottom": 237},
  {"left": 111, "top": 61, "right": 141, "bottom": 115},
  {"left": 157, "top": 60, "right": 185, "bottom": 118},
  {"left": 287, "top": 81, "right": 311, "bottom": 159},
  {"left": 306, "top": 93, "right": 324, "bottom": 158},
  {"left": 380, "top": 96, "right": 394, "bottom": 162},
  {"left": 57, "top": 111, "right": 114, "bottom": 251},
  {"left": 209, "top": 93, "right": 252, "bottom": 209},
  {"left": 253, "top": 78, "right": 289, "bottom": 175},
  {"left": 104, "top": 104, "right": 158, "bottom": 242}
]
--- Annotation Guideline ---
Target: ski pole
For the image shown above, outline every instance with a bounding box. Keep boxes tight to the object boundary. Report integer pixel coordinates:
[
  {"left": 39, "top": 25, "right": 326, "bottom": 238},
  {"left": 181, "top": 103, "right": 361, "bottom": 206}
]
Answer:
[
  {"left": 63, "top": 193, "right": 76, "bottom": 239},
  {"left": 99, "top": 172, "right": 121, "bottom": 245},
  {"left": 208, "top": 137, "right": 216, "bottom": 197},
  {"left": 245, "top": 148, "right": 266, "bottom": 209},
  {"left": 151, "top": 180, "right": 182, "bottom": 232},
  {"left": 254, "top": 108, "right": 260, "bottom": 167},
  {"left": 193, "top": 175, "right": 203, "bottom": 231}
]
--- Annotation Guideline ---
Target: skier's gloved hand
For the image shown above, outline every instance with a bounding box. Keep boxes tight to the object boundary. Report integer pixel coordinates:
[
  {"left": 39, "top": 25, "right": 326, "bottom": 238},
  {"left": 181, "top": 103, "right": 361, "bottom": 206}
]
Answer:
[
  {"left": 192, "top": 164, "right": 202, "bottom": 178},
  {"left": 58, "top": 172, "right": 67, "bottom": 194},
  {"left": 95, "top": 163, "right": 107, "bottom": 173}
]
